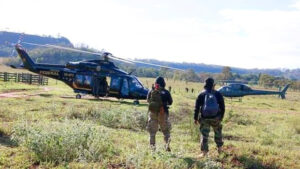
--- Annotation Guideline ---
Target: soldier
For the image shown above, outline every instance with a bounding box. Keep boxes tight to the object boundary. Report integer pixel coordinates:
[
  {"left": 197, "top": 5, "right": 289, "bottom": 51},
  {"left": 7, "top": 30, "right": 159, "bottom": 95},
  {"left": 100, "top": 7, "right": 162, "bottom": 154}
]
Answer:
[
  {"left": 147, "top": 77, "right": 173, "bottom": 151},
  {"left": 194, "top": 78, "right": 225, "bottom": 156},
  {"left": 168, "top": 86, "right": 172, "bottom": 93}
]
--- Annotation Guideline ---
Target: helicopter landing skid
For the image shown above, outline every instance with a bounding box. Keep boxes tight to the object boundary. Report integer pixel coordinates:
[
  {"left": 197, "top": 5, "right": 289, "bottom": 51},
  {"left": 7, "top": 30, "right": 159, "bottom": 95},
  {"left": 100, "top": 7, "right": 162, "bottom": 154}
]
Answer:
[
  {"left": 76, "top": 94, "right": 82, "bottom": 99},
  {"left": 133, "top": 100, "right": 140, "bottom": 105}
]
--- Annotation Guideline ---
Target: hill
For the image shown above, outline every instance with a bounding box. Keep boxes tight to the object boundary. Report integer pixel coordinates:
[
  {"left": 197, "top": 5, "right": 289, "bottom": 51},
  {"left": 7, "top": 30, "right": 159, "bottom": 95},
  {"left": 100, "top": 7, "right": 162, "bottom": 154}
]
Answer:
[
  {"left": 0, "top": 31, "right": 72, "bottom": 57},
  {"left": 134, "top": 59, "right": 300, "bottom": 80},
  {"left": 1, "top": 31, "right": 299, "bottom": 79}
]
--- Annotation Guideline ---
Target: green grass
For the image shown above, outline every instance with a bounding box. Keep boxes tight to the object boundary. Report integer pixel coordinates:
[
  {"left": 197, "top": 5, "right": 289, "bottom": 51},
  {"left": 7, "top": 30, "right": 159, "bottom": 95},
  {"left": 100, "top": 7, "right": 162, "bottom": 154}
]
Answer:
[{"left": 0, "top": 77, "right": 300, "bottom": 168}]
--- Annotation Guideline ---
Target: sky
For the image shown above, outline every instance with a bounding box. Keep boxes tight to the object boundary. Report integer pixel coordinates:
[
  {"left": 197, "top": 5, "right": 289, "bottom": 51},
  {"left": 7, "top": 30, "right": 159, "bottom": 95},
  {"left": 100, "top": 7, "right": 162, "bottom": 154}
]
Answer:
[{"left": 0, "top": 0, "right": 300, "bottom": 69}]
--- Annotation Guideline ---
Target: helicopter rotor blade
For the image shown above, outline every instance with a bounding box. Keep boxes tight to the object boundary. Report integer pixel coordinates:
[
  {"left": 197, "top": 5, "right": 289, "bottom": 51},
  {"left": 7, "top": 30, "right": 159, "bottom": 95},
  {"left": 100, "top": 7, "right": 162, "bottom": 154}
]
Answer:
[
  {"left": 21, "top": 42, "right": 184, "bottom": 70},
  {"left": 110, "top": 56, "right": 185, "bottom": 71},
  {"left": 22, "top": 42, "right": 103, "bottom": 56},
  {"left": 21, "top": 42, "right": 134, "bottom": 64}
]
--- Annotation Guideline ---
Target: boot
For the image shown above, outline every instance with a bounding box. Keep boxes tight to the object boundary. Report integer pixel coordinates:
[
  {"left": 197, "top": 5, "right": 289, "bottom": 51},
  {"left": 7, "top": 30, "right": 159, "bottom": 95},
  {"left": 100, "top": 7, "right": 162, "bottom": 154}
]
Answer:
[
  {"left": 150, "top": 144, "right": 156, "bottom": 151},
  {"left": 198, "top": 151, "right": 208, "bottom": 158},
  {"left": 165, "top": 144, "right": 171, "bottom": 152},
  {"left": 217, "top": 146, "right": 222, "bottom": 154}
]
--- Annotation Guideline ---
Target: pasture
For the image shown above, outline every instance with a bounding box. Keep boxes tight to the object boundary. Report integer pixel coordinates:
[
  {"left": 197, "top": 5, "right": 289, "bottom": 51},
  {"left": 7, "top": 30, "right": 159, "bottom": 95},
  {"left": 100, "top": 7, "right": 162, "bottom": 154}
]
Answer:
[{"left": 0, "top": 68, "right": 300, "bottom": 168}]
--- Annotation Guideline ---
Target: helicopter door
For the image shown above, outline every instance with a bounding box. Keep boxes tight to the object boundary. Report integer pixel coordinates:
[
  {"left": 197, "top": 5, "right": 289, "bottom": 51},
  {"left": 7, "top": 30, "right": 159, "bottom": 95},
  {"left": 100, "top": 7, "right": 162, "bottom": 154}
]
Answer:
[
  {"left": 92, "top": 76, "right": 108, "bottom": 97},
  {"left": 121, "top": 78, "right": 129, "bottom": 97},
  {"left": 109, "top": 76, "right": 122, "bottom": 96}
]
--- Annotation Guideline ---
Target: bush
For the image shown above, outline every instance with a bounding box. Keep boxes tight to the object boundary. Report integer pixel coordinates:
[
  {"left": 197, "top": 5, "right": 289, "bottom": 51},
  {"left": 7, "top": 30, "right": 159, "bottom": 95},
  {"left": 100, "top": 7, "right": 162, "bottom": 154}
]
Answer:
[
  {"left": 67, "top": 106, "right": 148, "bottom": 131},
  {"left": 99, "top": 109, "right": 147, "bottom": 130},
  {"left": 12, "top": 120, "right": 118, "bottom": 164}
]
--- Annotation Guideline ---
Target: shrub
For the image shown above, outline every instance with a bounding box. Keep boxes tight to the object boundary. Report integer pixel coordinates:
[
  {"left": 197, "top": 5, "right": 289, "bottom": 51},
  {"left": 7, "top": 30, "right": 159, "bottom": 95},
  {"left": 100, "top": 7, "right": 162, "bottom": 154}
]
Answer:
[
  {"left": 67, "top": 106, "right": 148, "bottom": 131},
  {"left": 99, "top": 109, "right": 147, "bottom": 130},
  {"left": 11, "top": 120, "right": 118, "bottom": 164}
]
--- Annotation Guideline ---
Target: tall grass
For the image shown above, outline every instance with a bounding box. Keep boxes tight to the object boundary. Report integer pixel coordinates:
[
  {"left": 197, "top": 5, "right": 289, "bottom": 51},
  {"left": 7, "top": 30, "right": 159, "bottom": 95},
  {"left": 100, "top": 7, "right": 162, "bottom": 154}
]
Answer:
[
  {"left": 291, "top": 116, "right": 300, "bottom": 134},
  {"left": 12, "top": 120, "right": 118, "bottom": 164},
  {"left": 67, "top": 106, "right": 148, "bottom": 131},
  {"left": 125, "top": 144, "right": 222, "bottom": 169}
]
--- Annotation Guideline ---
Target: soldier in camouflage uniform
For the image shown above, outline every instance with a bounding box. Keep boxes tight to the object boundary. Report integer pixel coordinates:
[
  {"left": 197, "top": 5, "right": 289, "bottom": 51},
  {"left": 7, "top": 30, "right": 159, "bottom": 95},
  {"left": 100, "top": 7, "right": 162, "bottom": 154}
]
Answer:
[
  {"left": 194, "top": 78, "right": 225, "bottom": 156},
  {"left": 147, "top": 77, "right": 173, "bottom": 151}
]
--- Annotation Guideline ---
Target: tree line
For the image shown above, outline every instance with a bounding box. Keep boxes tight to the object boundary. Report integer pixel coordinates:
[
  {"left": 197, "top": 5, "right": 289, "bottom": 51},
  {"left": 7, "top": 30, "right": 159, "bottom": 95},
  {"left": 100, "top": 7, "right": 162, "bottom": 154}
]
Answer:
[
  {"left": 4, "top": 47, "right": 300, "bottom": 91},
  {"left": 119, "top": 65, "right": 300, "bottom": 91}
]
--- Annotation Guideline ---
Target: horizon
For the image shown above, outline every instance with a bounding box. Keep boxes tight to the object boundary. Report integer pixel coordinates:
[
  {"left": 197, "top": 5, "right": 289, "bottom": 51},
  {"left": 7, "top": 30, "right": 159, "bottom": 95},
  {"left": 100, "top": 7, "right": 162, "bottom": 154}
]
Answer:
[{"left": 1, "top": 0, "right": 300, "bottom": 69}]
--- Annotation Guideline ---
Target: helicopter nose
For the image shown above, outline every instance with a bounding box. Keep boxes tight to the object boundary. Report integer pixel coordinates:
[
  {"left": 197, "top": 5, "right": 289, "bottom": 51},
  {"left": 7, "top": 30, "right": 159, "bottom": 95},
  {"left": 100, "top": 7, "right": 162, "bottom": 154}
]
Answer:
[{"left": 141, "top": 88, "right": 149, "bottom": 99}]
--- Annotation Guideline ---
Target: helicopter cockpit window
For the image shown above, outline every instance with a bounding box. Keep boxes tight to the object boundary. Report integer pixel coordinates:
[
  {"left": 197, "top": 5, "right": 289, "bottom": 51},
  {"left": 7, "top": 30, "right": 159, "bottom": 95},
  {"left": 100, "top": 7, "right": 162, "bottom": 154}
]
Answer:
[
  {"left": 129, "top": 77, "right": 143, "bottom": 91},
  {"left": 242, "top": 85, "right": 252, "bottom": 91},
  {"left": 230, "top": 84, "right": 240, "bottom": 90}
]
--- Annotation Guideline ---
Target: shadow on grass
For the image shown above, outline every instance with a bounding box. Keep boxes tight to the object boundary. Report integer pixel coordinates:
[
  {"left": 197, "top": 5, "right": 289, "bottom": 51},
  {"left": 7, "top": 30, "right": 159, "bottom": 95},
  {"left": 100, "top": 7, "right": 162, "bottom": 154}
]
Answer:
[
  {"left": 181, "top": 156, "right": 221, "bottom": 169},
  {"left": 60, "top": 95, "right": 148, "bottom": 106},
  {"left": 223, "top": 134, "right": 254, "bottom": 143},
  {"left": 0, "top": 134, "right": 17, "bottom": 147},
  {"left": 182, "top": 157, "right": 199, "bottom": 168},
  {"left": 38, "top": 93, "right": 53, "bottom": 98},
  {"left": 235, "top": 154, "right": 280, "bottom": 169}
]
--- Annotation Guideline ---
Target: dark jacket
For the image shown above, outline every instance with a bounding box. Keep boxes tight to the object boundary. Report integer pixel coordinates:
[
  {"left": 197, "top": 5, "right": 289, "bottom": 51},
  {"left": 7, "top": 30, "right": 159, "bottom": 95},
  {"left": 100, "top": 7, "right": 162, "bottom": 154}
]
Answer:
[
  {"left": 147, "top": 88, "right": 173, "bottom": 114},
  {"left": 194, "top": 89, "right": 225, "bottom": 120}
]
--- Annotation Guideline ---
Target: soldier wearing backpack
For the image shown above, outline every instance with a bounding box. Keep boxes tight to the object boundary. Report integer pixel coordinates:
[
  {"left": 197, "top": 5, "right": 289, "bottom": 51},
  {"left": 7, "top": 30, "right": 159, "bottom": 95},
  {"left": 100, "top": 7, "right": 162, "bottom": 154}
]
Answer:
[
  {"left": 194, "top": 78, "right": 225, "bottom": 156},
  {"left": 147, "top": 77, "right": 173, "bottom": 151}
]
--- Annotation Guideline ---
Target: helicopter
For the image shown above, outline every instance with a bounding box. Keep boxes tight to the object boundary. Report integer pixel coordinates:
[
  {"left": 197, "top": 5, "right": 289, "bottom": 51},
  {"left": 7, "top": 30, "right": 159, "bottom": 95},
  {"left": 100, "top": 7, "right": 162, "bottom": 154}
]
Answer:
[
  {"left": 13, "top": 42, "right": 183, "bottom": 104},
  {"left": 217, "top": 83, "right": 290, "bottom": 99}
]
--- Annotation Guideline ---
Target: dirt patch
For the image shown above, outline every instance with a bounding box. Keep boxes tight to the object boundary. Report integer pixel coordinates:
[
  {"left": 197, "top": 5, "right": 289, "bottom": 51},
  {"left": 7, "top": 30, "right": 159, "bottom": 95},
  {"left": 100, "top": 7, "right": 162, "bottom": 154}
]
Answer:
[
  {"left": 0, "top": 92, "right": 27, "bottom": 98},
  {"left": 0, "top": 87, "right": 52, "bottom": 99}
]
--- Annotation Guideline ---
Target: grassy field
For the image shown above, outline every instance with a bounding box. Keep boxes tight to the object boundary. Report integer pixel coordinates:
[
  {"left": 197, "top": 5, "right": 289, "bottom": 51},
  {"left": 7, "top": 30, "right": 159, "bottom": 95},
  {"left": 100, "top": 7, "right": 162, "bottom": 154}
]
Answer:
[{"left": 0, "top": 71, "right": 300, "bottom": 168}]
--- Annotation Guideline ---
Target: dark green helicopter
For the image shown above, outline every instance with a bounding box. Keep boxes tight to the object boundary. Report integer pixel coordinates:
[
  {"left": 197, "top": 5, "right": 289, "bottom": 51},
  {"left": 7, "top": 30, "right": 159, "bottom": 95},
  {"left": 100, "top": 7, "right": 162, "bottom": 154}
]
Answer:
[
  {"left": 217, "top": 83, "right": 290, "bottom": 99},
  {"left": 14, "top": 42, "right": 182, "bottom": 104}
]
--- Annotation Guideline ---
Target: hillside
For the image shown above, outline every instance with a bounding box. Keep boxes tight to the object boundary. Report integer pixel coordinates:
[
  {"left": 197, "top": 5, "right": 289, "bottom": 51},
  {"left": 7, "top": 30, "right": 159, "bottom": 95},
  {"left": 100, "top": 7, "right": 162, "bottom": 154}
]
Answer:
[
  {"left": 1, "top": 31, "right": 299, "bottom": 79},
  {"left": 134, "top": 59, "right": 300, "bottom": 80},
  {"left": 0, "top": 31, "right": 72, "bottom": 57}
]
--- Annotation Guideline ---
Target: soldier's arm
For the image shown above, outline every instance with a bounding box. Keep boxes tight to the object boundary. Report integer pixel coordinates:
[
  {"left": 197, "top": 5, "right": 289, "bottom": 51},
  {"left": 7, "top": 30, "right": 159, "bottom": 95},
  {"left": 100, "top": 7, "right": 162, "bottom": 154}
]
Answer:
[
  {"left": 217, "top": 92, "right": 225, "bottom": 120},
  {"left": 167, "top": 91, "right": 173, "bottom": 106},
  {"left": 194, "top": 94, "right": 203, "bottom": 121},
  {"left": 147, "top": 90, "right": 152, "bottom": 103}
]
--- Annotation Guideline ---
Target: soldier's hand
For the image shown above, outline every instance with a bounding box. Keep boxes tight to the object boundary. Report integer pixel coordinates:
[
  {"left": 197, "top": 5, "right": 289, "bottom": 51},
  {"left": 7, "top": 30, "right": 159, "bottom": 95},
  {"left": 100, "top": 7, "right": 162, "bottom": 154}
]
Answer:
[{"left": 194, "top": 120, "right": 199, "bottom": 125}]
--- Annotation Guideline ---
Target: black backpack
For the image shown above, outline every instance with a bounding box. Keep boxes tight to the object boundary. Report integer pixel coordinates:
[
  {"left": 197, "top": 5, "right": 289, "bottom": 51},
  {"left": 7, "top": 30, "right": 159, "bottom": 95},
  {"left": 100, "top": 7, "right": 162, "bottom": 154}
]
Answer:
[{"left": 202, "top": 91, "right": 219, "bottom": 118}]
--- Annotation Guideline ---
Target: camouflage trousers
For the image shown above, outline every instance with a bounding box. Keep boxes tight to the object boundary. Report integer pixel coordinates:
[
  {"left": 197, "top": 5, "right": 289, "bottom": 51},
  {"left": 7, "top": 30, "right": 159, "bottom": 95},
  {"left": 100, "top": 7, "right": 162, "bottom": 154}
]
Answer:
[
  {"left": 146, "top": 109, "right": 171, "bottom": 147},
  {"left": 199, "top": 118, "right": 223, "bottom": 152}
]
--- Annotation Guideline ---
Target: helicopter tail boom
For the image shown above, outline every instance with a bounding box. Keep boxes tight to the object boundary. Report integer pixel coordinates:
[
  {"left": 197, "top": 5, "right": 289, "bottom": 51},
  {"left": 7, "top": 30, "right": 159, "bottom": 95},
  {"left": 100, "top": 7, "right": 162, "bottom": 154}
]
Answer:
[{"left": 15, "top": 45, "right": 35, "bottom": 70}]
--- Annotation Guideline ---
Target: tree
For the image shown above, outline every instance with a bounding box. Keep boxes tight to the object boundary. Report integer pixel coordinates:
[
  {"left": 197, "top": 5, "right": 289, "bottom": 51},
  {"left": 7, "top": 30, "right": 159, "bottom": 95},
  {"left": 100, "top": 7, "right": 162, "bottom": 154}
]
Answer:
[
  {"left": 221, "top": 66, "right": 233, "bottom": 80},
  {"left": 183, "top": 69, "right": 200, "bottom": 82}
]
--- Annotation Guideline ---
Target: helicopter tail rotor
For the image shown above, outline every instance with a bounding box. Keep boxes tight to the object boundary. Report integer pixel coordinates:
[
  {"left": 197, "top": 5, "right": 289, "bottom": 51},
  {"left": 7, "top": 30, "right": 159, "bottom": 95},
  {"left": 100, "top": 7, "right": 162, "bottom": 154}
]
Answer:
[{"left": 279, "top": 84, "right": 290, "bottom": 99}]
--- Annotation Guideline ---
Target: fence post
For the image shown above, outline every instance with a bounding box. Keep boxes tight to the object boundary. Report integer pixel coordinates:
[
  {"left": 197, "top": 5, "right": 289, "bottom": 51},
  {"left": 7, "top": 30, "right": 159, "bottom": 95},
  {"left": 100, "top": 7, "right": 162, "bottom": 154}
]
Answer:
[
  {"left": 4, "top": 72, "right": 8, "bottom": 82},
  {"left": 29, "top": 74, "right": 32, "bottom": 84}
]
